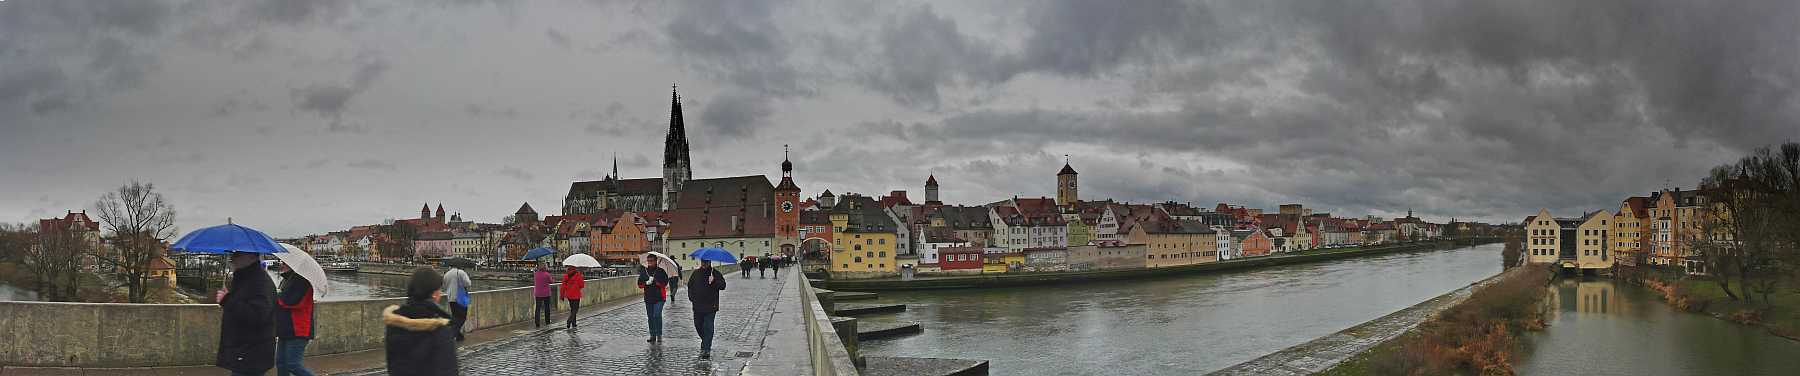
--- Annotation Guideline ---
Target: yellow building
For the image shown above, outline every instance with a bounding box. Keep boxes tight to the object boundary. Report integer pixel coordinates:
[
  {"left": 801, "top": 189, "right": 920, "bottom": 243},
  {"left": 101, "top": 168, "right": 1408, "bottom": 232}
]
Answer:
[
  {"left": 1524, "top": 209, "right": 1612, "bottom": 271},
  {"left": 1127, "top": 218, "right": 1217, "bottom": 268},
  {"left": 1064, "top": 213, "right": 1092, "bottom": 247},
  {"left": 981, "top": 251, "right": 1024, "bottom": 273},
  {"left": 1611, "top": 197, "right": 1651, "bottom": 267},
  {"left": 828, "top": 194, "right": 899, "bottom": 275}
]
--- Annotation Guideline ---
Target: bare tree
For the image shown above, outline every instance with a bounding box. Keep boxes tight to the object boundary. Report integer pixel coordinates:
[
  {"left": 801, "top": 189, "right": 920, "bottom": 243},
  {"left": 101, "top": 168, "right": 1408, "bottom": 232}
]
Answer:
[
  {"left": 378, "top": 222, "right": 417, "bottom": 261},
  {"left": 93, "top": 180, "right": 178, "bottom": 303}
]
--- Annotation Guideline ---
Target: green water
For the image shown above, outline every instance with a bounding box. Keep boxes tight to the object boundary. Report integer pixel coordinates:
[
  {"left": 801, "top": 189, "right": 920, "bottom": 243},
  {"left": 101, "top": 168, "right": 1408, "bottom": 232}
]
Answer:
[{"left": 1516, "top": 278, "right": 1800, "bottom": 375}]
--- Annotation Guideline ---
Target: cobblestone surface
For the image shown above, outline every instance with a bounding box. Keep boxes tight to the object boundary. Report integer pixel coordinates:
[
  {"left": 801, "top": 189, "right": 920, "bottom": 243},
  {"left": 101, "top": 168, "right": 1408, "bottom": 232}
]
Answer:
[
  {"left": 343, "top": 271, "right": 786, "bottom": 376},
  {"left": 1208, "top": 268, "right": 1516, "bottom": 376}
]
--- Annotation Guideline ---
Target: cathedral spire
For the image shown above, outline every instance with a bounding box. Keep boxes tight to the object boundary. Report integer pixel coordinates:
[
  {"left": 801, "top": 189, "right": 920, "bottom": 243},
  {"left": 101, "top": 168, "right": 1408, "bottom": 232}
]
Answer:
[{"left": 661, "top": 84, "right": 693, "bottom": 211}]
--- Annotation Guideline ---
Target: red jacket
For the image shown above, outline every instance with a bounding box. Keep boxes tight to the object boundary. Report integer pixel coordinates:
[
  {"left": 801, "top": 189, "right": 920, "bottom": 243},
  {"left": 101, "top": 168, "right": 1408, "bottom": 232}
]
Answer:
[{"left": 560, "top": 271, "right": 585, "bottom": 300}]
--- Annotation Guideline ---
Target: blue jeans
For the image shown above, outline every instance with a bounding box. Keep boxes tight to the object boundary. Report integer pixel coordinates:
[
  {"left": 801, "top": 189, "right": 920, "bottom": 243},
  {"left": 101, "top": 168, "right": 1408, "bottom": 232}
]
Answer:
[
  {"left": 694, "top": 310, "right": 717, "bottom": 353},
  {"left": 275, "top": 338, "right": 313, "bottom": 376},
  {"left": 646, "top": 301, "right": 665, "bottom": 336}
]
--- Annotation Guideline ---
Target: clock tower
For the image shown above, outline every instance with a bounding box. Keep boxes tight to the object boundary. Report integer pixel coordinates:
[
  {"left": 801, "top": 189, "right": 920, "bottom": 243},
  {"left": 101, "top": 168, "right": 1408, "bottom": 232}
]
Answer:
[
  {"left": 774, "top": 145, "right": 802, "bottom": 256},
  {"left": 1056, "top": 155, "right": 1078, "bottom": 207}
]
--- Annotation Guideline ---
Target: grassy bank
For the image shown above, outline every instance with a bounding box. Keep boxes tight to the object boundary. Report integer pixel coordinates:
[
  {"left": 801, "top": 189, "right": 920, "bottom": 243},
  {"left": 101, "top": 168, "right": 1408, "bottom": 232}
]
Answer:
[
  {"left": 1324, "top": 266, "right": 1553, "bottom": 376},
  {"left": 1639, "top": 275, "right": 1800, "bottom": 341}
]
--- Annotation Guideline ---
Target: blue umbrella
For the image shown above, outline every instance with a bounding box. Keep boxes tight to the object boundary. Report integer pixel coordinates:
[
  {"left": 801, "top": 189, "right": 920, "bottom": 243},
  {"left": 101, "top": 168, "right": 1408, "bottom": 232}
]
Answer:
[
  {"left": 689, "top": 247, "right": 737, "bottom": 263},
  {"left": 169, "top": 223, "right": 287, "bottom": 254},
  {"left": 522, "top": 247, "right": 557, "bottom": 260}
]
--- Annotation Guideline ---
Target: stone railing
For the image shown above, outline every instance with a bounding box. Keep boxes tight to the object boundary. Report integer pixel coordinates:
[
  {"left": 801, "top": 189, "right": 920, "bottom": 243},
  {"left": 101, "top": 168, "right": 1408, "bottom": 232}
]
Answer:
[
  {"left": 743, "top": 269, "right": 859, "bottom": 376},
  {"left": 0, "top": 265, "right": 737, "bottom": 368}
]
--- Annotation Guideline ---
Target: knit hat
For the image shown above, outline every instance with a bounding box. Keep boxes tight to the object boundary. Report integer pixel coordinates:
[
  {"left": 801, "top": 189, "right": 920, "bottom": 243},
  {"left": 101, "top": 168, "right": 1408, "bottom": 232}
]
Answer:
[{"left": 406, "top": 267, "right": 443, "bottom": 300}]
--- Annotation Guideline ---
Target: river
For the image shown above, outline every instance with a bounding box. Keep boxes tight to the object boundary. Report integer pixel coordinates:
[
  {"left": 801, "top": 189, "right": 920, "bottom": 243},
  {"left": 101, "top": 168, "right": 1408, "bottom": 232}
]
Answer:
[
  {"left": 855, "top": 244, "right": 1504, "bottom": 375},
  {"left": 1516, "top": 278, "right": 1800, "bottom": 375},
  {"left": 266, "top": 270, "right": 533, "bottom": 301},
  {"left": 0, "top": 282, "right": 37, "bottom": 302}
]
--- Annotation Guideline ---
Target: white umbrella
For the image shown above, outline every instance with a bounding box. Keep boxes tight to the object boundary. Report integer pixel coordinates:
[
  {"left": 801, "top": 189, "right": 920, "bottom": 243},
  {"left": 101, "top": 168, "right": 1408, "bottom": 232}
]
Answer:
[
  {"left": 561, "top": 253, "right": 602, "bottom": 267},
  {"left": 640, "top": 251, "right": 680, "bottom": 274},
  {"left": 274, "top": 244, "right": 330, "bottom": 297}
]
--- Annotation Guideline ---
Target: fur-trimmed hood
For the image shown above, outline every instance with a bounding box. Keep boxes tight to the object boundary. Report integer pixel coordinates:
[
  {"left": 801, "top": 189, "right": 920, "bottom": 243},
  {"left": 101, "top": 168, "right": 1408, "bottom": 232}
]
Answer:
[{"left": 383, "top": 305, "right": 450, "bottom": 332}]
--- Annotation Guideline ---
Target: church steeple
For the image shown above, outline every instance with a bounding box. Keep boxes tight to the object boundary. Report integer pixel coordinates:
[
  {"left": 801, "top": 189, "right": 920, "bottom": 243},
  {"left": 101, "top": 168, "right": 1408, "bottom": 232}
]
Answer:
[{"left": 661, "top": 84, "right": 693, "bottom": 211}]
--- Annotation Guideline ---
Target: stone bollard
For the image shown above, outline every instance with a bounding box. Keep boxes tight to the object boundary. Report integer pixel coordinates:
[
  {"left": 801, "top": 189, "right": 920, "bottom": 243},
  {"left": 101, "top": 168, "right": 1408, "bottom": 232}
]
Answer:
[{"left": 830, "top": 316, "right": 861, "bottom": 367}]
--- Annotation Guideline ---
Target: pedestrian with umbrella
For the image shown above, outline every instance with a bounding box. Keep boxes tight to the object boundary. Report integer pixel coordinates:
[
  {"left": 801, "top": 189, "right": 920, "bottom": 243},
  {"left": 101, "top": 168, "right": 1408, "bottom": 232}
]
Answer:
[
  {"left": 636, "top": 254, "right": 671, "bottom": 343},
  {"left": 640, "top": 252, "right": 680, "bottom": 307},
  {"left": 739, "top": 256, "right": 753, "bottom": 278},
  {"left": 171, "top": 222, "right": 286, "bottom": 376},
  {"left": 560, "top": 254, "right": 599, "bottom": 330},
  {"left": 383, "top": 267, "right": 457, "bottom": 376},
  {"left": 532, "top": 263, "right": 553, "bottom": 328},
  {"left": 273, "top": 244, "right": 328, "bottom": 376},
  {"left": 770, "top": 254, "right": 782, "bottom": 276},
  {"left": 686, "top": 247, "right": 734, "bottom": 360}
]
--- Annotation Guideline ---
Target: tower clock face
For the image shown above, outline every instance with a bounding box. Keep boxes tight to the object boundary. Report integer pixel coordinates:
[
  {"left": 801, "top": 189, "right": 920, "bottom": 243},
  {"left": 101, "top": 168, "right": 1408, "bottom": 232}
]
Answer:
[
  {"left": 782, "top": 201, "right": 794, "bottom": 212},
  {"left": 1068, "top": 181, "right": 1077, "bottom": 189}
]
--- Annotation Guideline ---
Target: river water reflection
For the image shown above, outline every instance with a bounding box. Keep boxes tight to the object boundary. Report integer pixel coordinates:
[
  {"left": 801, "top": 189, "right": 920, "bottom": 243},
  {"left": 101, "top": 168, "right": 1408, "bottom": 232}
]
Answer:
[
  {"left": 857, "top": 244, "right": 1504, "bottom": 375},
  {"left": 1516, "top": 278, "right": 1800, "bottom": 376}
]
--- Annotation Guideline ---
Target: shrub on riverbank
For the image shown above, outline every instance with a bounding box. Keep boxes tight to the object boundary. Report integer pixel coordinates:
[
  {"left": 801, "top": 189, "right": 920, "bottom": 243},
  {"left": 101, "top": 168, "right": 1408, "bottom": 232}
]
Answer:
[
  {"left": 1661, "top": 277, "right": 1800, "bottom": 341},
  {"left": 1352, "top": 266, "right": 1553, "bottom": 375}
]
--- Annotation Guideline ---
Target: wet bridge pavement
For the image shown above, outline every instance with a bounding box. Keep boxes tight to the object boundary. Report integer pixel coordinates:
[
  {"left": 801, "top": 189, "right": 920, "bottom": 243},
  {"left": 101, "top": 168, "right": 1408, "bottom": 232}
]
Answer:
[{"left": 349, "top": 269, "right": 788, "bottom": 375}]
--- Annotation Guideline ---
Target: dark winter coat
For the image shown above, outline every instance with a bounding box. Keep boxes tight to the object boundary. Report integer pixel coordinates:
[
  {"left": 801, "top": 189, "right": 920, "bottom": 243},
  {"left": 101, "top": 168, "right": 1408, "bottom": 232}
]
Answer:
[
  {"left": 637, "top": 266, "right": 669, "bottom": 304},
  {"left": 275, "top": 273, "right": 315, "bottom": 339},
  {"left": 383, "top": 299, "right": 458, "bottom": 376},
  {"left": 686, "top": 267, "right": 727, "bottom": 313},
  {"left": 217, "top": 262, "right": 277, "bottom": 373}
]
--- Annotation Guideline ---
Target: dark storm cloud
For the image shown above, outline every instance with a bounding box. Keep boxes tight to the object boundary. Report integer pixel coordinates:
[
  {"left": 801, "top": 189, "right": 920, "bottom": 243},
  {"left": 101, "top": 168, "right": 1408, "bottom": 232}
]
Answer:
[
  {"left": 857, "top": 4, "right": 1001, "bottom": 109},
  {"left": 545, "top": 28, "right": 573, "bottom": 50},
  {"left": 291, "top": 58, "right": 389, "bottom": 132},
  {"left": 345, "top": 160, "right": 397, "bottom": 172},
  {"left": 699, "top": 90, "right": 774, "bottom": 138},
  {"left": 663, "top": 1, "right": 810, "bottom": 97}
]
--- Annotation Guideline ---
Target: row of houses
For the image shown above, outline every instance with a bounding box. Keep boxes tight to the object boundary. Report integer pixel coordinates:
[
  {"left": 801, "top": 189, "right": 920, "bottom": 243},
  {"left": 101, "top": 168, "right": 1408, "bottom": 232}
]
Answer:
[{"left": 1524, "top": 187, "right": 1715, "bottom": 275}]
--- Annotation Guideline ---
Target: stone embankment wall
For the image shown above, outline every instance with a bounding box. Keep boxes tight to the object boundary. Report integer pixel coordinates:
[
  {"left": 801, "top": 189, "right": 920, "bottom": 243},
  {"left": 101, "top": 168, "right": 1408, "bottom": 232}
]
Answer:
[{"left": 0, "top": 265, "right": 736, "bottom": 368}]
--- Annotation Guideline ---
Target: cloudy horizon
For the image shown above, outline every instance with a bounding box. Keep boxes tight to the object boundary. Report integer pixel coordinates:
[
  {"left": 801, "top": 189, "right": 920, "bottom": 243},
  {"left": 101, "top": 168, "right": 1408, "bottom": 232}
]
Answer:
[{"left": 4, "top": 0, "right": 1798, "bottom": 237}]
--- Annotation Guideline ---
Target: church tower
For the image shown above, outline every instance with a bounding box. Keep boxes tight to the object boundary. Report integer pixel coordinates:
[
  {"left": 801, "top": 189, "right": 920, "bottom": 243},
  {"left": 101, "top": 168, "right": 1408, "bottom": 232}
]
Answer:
[
  {"left": 1056, "top": 156, "right": 1078, "bottom": 207},
  {"left": 662, "top": 85, "right": 693, "bottom": 211},
  {"left": 420, "top": 203, "right": 431, "bottom": 220},
  {"left": 774, "top": 145, "right": 802, "bottom": 255},
  {"left": 924, "top": 174, "right": 940, "bottom": 203}
]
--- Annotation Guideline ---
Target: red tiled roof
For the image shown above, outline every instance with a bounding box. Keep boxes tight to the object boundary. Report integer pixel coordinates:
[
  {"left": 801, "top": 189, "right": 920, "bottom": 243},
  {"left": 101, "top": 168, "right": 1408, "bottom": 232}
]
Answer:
[{"left": 667, "top": 176, "right": 778, "bottom": 239}]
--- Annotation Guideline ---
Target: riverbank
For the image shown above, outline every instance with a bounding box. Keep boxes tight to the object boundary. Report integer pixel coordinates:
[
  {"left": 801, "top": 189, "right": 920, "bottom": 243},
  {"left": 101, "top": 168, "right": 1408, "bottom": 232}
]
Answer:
[
  {"left": 1210, "top": 264, "right": 1518, "bottom": 375},
  {"left": 1634, "top": 274, "right": 1800, "bottom": 342},
  {"left": 1321, "top": 265, "right": 1552, "bottom": 376},
  {"left": 823, "top": 239, "right": 1497, "bottom": 291}
]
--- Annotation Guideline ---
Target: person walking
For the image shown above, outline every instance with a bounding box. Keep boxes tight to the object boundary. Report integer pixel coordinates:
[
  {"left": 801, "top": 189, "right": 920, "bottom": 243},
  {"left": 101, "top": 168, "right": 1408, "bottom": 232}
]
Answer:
[
  {"left": 217, "top": 251, "right": 276, "bottom": 376},
  {"left": 667, "top": 262, "right": 683, "bottom": 307},
  {"left": 636, "top": 260, "right": 670, "bottom": 343},
  {"left": 686, "top": 260, "right": 728, "bottom": 360},
  {"left": 532, "top": 264, "right": 553, "bottom": 328},
  {"left": 383, "top": 268, "right": 457, "bottom": 376},
  {"left": 560, "top": 266, "right": 586, "bottom": 330},
  {"left": 442, "top": 266, "right": 472, "bottom": 342},
  {"left": 757, "top": 254, "right": 769, "bottom": 278},
  {"left": 770, "top": 255, "right": 781, "bottom": 276},
  {"left": 274, "top": 265, "right": 317, "bottom": 376},
  {"left": 739, "top": 257, "right": 752, "bottom": 278}
]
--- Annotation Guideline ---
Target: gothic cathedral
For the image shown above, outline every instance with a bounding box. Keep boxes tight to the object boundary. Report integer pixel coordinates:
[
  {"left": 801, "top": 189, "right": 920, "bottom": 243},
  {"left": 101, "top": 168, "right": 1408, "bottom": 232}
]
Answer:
[{"left": 662, "top": 86, "right": 693, "bottom": 211}]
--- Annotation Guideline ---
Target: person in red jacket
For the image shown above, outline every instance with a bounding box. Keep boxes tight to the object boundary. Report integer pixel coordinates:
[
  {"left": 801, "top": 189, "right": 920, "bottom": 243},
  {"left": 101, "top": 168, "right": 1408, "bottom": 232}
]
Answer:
[
  {"left": 560, "top": 265, "right": 585, "bottom": 330},
  {"left": 275, "top": 265, "right": 316, "bottom": 376}
]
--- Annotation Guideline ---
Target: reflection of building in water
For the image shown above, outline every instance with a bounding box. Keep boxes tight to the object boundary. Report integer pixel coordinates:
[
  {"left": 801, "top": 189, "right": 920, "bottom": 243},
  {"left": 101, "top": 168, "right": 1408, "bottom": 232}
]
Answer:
[{"left": 1546, "top": 279, "right": 1627, "bottom": 316}]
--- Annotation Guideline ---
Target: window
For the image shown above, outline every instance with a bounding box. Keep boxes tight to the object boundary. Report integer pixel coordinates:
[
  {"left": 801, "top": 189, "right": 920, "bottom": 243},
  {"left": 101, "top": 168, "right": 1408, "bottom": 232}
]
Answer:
[{"left": 854, "top": 256, "right": 863, "bottom": 263}]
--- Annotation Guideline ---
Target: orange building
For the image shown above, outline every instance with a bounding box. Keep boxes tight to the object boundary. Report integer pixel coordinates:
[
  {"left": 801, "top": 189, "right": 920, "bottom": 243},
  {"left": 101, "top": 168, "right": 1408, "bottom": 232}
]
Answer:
[
  {"left": 592, "top": 212, "right": 651, "bottom": 264},
  {"left": 1239, "top": 230, "right": 1274, "bottom": 257}
]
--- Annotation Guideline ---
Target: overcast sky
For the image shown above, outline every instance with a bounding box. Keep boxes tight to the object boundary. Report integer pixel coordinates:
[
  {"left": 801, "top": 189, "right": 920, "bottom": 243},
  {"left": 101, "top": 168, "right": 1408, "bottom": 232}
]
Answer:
[{"left": 4, "top": 0, "right": 1798, "bottom": 237}]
